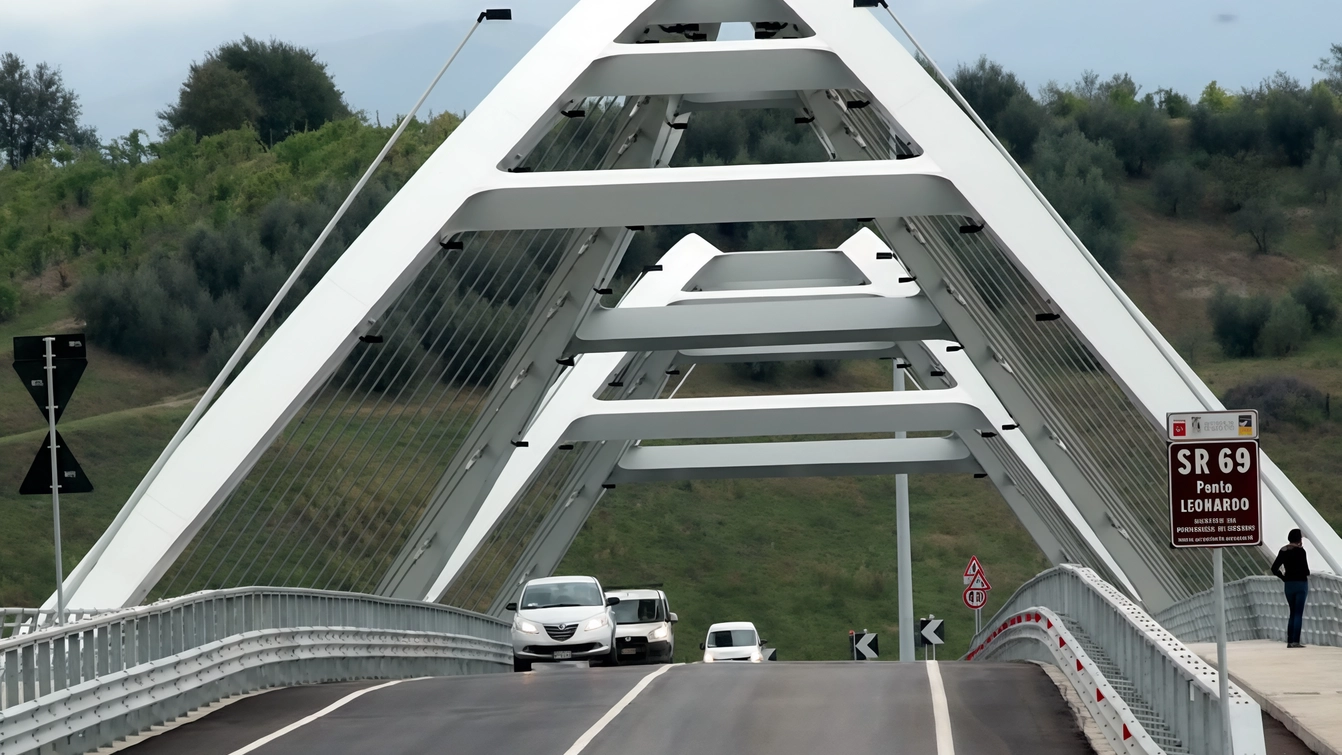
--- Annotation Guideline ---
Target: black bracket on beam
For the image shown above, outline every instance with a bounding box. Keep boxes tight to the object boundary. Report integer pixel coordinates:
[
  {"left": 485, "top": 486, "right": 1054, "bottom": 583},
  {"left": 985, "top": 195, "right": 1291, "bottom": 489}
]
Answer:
[{"left": 359, "top": 335, "right": 384, "bottom": 344}]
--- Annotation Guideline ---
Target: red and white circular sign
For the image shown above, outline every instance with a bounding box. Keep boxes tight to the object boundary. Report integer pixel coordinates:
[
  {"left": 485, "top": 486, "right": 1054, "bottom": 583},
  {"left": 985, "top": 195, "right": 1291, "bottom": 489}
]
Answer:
[{"left": 963, "top": 586, "right": 988, "bottom": 610}]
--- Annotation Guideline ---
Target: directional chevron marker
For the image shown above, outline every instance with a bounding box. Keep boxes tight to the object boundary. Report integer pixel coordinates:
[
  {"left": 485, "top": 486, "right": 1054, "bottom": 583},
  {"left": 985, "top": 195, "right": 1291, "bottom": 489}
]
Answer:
[
  {"left": 851, "top": 631, "right": 879, "bottom": 660},
  {"left": 920, "top": 618, "right": 945, "bottom": 647}
]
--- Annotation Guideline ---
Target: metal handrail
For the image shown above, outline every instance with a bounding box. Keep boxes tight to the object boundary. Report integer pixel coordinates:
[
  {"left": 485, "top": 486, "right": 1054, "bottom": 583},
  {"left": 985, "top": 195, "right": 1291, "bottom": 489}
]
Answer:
[
  {"left": 966, "top": 565, "right": 1265, "bottom": 755},
  {"left": 1155, "top": 573, "right": 1342, "bottom": 647},
  {"left": 967, "top": 606, "right": 1162, "bottom": 754},
  {"left": 0, "top": 588, "right": 509, "bottom": 755}
]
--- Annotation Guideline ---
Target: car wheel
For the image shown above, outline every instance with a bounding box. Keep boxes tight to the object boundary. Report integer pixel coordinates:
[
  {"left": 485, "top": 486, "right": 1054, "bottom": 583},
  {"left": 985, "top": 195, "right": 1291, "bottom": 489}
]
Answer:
[
  {"left": 513, "top": 657, "right": 532, "bottom": 673},
  {"left": 606, "top": 634, "right": 620, "bottom": 667}
]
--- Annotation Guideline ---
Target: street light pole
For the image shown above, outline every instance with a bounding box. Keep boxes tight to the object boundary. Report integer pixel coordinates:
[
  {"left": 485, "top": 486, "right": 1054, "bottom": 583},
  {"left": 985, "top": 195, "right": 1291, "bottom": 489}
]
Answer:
[{"left": 895, "top": 362, "right": 913, "bottom": 662}]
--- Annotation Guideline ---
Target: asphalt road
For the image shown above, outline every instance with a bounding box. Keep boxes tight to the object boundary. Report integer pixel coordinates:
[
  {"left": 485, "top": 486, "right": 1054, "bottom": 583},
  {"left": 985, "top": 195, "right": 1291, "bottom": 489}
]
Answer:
[{"left": 125, "top": 662, "right": 1093, "bottom": 755}]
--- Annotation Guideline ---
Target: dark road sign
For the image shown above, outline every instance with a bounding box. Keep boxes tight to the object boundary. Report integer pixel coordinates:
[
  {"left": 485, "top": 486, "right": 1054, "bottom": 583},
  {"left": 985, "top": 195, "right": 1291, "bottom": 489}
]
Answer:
[
  {"left": 19, "top": 431, "right": 93, "bottom": 495},
  {"left": 919, "top": 618, "right": 944, "bottom": 647},
  {"left": 850, "top": 631, "right": 878, "bottom": 660},
  {"left": 13, "top": 335, "right": 86, "bottom": 423},
  {"left": 1168, "top": 439, "right": 1260, "bottom": 548},
  {"left": 14, "top": 334, "right": 93, "bottom": 496}
]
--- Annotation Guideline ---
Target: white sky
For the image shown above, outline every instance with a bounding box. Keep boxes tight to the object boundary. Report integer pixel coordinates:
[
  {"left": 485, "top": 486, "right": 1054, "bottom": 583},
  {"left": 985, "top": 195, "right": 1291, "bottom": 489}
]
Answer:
[{"left": 1, "top": 0, "right": 1338, "bottom": 140}]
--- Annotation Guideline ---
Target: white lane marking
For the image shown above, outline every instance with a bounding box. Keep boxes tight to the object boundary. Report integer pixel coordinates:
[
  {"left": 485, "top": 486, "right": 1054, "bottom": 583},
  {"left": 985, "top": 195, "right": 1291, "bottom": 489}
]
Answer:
[
  {"left": 562, "top": 665, "right": 675, "bottom": 755},
  {"left": 227, "top": 678, "right": 412, "bottom": 755},
  {"left": 926, "top": 661, "right": 956, "bottom": 755}
]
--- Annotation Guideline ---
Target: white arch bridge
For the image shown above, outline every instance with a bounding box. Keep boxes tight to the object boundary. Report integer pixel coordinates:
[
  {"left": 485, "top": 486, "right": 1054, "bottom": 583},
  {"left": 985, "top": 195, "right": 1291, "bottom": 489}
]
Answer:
[{"left": 4, "top": 1, "right": 1340, "bottom": 754}]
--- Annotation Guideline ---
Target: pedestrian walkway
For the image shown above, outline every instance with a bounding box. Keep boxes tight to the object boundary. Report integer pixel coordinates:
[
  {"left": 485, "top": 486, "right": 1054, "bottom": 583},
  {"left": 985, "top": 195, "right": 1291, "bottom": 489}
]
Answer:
[{"left": 1189, "top": 640, "right": 1342, "bottom": 755}]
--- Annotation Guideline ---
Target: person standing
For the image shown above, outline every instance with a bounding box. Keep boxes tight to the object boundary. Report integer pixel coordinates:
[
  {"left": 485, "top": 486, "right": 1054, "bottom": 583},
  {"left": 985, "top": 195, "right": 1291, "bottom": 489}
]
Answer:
[{"left": 1271, "top": 529, "right": 1310, "bottom": 648}]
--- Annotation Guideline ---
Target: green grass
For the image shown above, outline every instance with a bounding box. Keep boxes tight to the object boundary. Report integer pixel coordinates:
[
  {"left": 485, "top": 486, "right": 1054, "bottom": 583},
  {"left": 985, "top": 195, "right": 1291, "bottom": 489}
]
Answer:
[{"left": 0, "top": 403, "right": 190, "bottom": 606}]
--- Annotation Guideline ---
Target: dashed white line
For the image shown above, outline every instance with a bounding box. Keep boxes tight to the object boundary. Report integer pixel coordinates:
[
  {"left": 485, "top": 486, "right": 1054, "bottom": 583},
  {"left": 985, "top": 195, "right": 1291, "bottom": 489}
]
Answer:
[
  {"left": 926, "top": 661, "right": 956, "bottom": 755},
  {"left": 562, "top": 664, "right": 675, "bottom": 755},
  {"left": 227, "top": 678, "right": 413, "bottom": 755}
]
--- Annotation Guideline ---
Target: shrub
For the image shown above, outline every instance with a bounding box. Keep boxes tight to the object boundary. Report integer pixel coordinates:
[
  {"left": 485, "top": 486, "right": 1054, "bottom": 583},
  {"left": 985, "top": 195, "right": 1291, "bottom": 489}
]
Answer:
[
  {"left": 1317, "top": 200, "right": 1342, "bottom": 249},
  {"left": 810, "top": 360, "right": 842, "bottom": 379},
  {"left": 729, "top": 361, "right": 782, "bottom": 383},
  {"left": 1292, "top": 275, "right": 1338, "bottom": 331},
  {"left": 1233, "top": 195, "right": 1288, "bottom": 254},
  {"left": 1207, "top": 288, "right": 1271, "bottom": 357},
  {"left": 1256, "top": 297, "right": 1312, "bottom": 356},
  {"left": 1152, "top": 161, "right": 1205, "bottom": 217},
  {"left": 1223, "top": 376, "right": 1328, "bottom": 430},
  {"left": 0, "top": 280, "right": 18, "bottom": 322}
]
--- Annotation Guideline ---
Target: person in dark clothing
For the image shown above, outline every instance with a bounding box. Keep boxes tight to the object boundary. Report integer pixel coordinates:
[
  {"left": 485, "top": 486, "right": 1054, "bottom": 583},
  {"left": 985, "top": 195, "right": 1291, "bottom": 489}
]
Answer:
[{"left": 1271, "top": 529, "right": 1310, "bottom": 648}]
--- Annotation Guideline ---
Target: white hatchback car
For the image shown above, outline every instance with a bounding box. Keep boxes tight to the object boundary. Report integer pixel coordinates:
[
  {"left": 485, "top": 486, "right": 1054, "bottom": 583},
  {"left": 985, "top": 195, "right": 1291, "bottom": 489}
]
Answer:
[
  {"left": 700, "top": 621, "right": 766, "bottom": 663},
  {"left": 606, "top": 588, "right": 677, "bottom": 664},
  {"left": 507, "top": 576, "right": 619, "bottom": 672}
]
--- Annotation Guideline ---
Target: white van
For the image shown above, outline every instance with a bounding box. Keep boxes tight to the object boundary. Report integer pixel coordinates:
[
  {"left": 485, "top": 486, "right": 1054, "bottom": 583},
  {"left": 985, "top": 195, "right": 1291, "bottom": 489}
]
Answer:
[
  {"left": 605, "top": 588, "right": 677, "bottom": 664},
  {"left": 700, "top": 621, "right": 765, "bottom": 663}
]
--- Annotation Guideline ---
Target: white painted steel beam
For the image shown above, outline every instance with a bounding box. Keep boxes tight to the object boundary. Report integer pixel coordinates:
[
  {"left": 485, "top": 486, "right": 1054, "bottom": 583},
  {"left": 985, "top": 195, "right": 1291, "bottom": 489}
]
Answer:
[
  {"left": 570, "top": 296, "right": 949, "bottom": 353},
  {"left": 609, "top": 437, "right": 982, "bottom": 483}
]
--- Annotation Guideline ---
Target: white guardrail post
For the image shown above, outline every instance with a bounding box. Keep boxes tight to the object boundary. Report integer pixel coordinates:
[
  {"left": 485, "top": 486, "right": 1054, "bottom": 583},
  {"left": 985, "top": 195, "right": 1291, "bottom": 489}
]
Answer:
[
  {"left": 966, "top": 565, "right": 1267, "bottom": 755},
  {"left": 0, "top": 589, "right": 510, "bottom": 755}
]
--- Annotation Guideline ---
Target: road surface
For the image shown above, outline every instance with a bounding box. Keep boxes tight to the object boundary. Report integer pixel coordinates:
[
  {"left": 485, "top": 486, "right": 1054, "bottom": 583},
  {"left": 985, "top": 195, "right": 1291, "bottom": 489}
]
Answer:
[{"left": 125, "top": 662, "right": 1091, "bottom": 755}]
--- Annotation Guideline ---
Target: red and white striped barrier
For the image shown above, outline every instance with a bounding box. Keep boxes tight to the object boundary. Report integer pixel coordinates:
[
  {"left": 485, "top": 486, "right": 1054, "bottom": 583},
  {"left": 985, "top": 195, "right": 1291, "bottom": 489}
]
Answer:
[{"left": 967, "top": 607, "right": 1161, "bottom": 755}]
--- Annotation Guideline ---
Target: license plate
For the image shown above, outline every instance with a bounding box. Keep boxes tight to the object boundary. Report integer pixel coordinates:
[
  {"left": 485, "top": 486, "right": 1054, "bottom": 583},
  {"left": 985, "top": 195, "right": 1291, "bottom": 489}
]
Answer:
[
  {"left": 621, "top": 648, "right": 638, "bottom": 655},
  {"left": 553, "top": 650, "right": 572, "bottom": 660}
]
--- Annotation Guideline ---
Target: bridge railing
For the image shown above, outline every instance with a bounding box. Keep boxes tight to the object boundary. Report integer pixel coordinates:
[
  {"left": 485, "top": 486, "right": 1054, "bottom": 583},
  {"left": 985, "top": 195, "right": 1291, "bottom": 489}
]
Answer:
[
  {"left": 966, "top": 565, "right": 1265, "bottom": 755},
  {"left": 1155, "top": 573, "right": 1342, "bottom": 647},
  {"left": 0, "top": 588, "right": 510, "bottom": 755},
  {"left": 0, "top": 610, "right": 116, "bottom": 641}
]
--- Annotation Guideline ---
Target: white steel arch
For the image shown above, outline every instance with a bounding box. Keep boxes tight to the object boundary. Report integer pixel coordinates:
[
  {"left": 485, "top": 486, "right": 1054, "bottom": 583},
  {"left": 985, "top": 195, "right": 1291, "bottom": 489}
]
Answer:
[{"left": 58, "top": 0, "right": 1340, "bottom": 613}]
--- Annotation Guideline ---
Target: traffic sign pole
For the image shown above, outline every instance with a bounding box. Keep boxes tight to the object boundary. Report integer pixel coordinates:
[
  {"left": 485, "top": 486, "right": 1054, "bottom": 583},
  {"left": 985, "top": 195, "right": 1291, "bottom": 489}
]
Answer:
[
  {"left": 43, "top": 338, "right": 65, "bottom": 626},
  {"left": 1215, "top": 547, "right": 1231, "bottom": 753}
]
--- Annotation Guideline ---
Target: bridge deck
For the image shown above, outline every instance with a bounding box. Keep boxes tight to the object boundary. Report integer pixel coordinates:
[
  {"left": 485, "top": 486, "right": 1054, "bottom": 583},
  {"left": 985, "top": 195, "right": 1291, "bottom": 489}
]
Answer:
[
  {"left": 1190, "top": 640, "right": 1342, "bottom": 755},
  {"left": 120, "top": 663, "right": 1089, "bottom": 755}
]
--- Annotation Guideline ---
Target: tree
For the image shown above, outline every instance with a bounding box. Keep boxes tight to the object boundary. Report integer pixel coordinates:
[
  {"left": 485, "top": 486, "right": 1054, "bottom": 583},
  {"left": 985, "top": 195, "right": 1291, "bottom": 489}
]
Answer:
[
  {"left": 1304, "top": 130, "right": 1342, "bottom": 202},
  {"left": 1292, "top": 275, "right": 1338, "bottom": 332},
  {"left": 1233, "top": 195, "right": 1289, "bottom": 254},
  {"left": 1208, "top": 288, "right": 1272, "bottom": 357},
  {"left": 1257, "top": 297, "right": 1313, "bottom": 356},
  {"left": 952, "top": 57, "right": 1031, "bottom": 128},
  {"left": 1318, "top": 199, "right": 1342, "bottom": 249},
  {"left": 1262, "top": 73, "right": 1313, "bottom": 165},
  {"left": 1317, "top": 43, "right": 1342, "bottom": 95},
  {"left": 1152, "top": 161, "right": 1204, "bottom": 217},
  {"left": 1032, "top": 129, "right": 1127, "bottom": 273},
  {"left": 160, "top": 37, "right": 350, "bottom": 142},
  {"left": 0, "top": 53, "right": 94, "bottom": 169}
]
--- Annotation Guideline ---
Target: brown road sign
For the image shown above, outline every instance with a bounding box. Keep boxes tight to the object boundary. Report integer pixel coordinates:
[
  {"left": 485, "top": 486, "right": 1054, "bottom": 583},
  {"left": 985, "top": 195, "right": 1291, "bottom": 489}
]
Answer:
[{"left": 1168, "top": 440, "right": 1261, "bottom": 548}]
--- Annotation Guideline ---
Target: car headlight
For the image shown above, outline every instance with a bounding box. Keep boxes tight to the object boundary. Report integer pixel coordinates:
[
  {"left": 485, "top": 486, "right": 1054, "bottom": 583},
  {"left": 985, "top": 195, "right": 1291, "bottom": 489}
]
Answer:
[
  {"left": 750, "top": 650, "right": 763, "bottom": 663},
  {"left": 703, "top": 654, "right": 715, "bottom": 663},
  {"left": 650, "top": 625, "right": 669, "bottom": 640},
  {"left": 584, "top": 615, "right": 609, "bottom": 631},
  {"left": 514, "top": 616, "right": 540, "bottom": 634}
]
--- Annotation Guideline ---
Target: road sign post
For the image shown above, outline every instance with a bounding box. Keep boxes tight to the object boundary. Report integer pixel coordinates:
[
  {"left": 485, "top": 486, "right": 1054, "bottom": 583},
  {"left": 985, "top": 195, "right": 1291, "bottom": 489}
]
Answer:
[
  {"left": 962, "top": 556, "right": 991, "bottom": 634},
  {"left": 918, "top": 616, "right": 944, "bottom": 661},
  {"left": 894, "top": 364, "right": 914, "bottom": 663},
  {"left": 1167, "top": 410, "right": 1261, "bottom": 755},
  {"left": 14, "top": 334, "right": 91, "bottom": 626}
]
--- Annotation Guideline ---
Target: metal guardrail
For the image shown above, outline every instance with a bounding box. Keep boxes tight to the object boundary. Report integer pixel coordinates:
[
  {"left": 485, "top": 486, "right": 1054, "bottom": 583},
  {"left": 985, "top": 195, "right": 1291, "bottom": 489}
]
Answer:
[
  {"left": 0, "top": 612, "right": 114, "bottom": 641},
  {"left": 966, "top": 565, "right": 1266, "bottom": 755},
  {"left": 1155, "top": 573, "right": 1342, "bottom": 648},
  {"left": 967, "top": 605, "right": 1162, "bottom": 754},
  {"left": 0, "top": 588, "right": 510, "bottom": 755}
]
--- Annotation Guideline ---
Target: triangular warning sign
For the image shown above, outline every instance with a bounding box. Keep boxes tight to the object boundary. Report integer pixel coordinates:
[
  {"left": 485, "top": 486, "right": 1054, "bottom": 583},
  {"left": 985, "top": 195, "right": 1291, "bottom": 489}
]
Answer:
[
  {"left": 963, "top": 555, "right": 983, "bottom": 578},
  {"left": 20, "top": 431, "right": 93, "bottom": 495},
  {"left": 968, "top": 571, "right": 992, "bottom": 591},
  {"left": 13, "top": 359, "right": 86, "bottom": 423}
]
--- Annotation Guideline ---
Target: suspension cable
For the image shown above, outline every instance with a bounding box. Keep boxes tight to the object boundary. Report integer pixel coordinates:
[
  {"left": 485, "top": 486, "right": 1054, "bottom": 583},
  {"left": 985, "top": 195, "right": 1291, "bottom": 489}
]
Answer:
[{"left": 65, "top": 10, "right": 513, "bottom": 605}]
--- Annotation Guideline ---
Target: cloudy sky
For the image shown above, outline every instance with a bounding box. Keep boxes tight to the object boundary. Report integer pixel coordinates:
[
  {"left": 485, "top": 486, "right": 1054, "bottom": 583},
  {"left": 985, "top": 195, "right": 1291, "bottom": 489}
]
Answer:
[{"left": 1, "top": 0, "right": 1339, "bottom": 141}]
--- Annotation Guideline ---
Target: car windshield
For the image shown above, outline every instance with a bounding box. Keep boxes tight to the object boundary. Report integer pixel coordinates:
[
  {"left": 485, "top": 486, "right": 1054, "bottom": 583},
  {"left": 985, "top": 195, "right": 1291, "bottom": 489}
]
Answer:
[
  {"left": 707, "top": 629, "right": 757, "bottom": 648},
  {"left": 611, "top": 598, "right": 664, "bottom": 624},
  {"left": 520, "top": 581, "right": 603, "bottom": 609}
]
